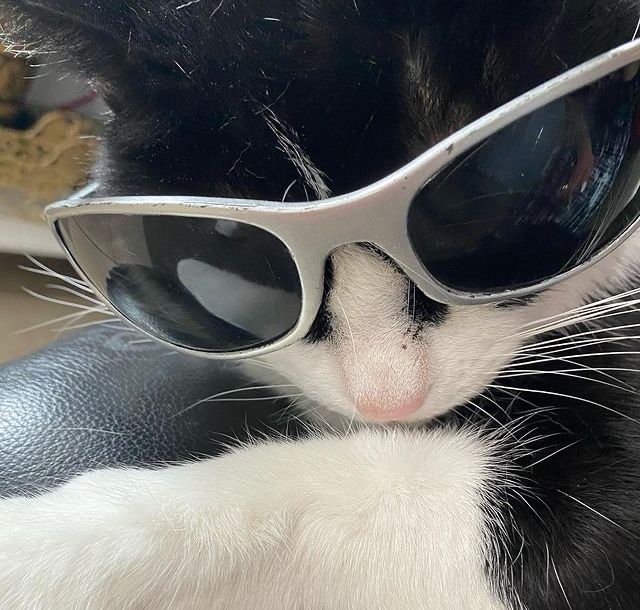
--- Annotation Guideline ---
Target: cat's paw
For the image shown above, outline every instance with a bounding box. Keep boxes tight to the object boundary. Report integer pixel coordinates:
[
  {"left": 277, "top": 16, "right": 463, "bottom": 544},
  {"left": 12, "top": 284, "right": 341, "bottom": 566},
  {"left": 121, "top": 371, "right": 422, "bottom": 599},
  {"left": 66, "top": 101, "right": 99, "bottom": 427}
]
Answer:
[{"left": 0, "top": 429, "right": 506, "bottom": 609}]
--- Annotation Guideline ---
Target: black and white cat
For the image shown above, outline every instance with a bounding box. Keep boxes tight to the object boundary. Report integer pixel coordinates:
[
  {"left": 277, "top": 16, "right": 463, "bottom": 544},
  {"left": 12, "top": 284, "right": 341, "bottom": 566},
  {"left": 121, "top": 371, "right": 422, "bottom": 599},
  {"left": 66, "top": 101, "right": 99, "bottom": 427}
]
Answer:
[{"left": 2, "top": 1, "right": 640, "bottom": 608}]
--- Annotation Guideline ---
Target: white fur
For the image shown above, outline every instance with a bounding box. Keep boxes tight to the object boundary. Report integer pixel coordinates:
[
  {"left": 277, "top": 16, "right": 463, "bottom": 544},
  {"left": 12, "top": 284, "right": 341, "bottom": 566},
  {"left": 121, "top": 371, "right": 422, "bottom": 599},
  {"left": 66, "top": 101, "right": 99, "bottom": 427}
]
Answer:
[
  {"left": 0, "top": 428, "right": 510, "bottom": 609},
  {"left": 250, "top": 233, "right": 640, "bottom": 424}
]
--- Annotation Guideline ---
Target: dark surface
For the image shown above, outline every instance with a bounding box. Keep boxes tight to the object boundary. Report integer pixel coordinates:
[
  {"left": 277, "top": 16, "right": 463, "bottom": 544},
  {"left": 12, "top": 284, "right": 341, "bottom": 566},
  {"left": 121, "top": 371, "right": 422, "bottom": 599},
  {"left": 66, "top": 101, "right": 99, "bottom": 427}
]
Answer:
[{"left": 0, "top": 325, "right": 288, "bottom": 497}]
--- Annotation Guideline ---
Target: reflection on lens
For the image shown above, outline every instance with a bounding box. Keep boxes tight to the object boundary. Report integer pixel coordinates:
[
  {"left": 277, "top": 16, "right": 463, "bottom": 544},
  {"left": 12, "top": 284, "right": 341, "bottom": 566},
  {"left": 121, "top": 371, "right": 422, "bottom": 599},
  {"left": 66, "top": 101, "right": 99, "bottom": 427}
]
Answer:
[
  {"left": 409, "top": 62, "right": 640, "bottom": 294},
  {"left": 56, "top": 214, "right": 303, "bottom": 352}
]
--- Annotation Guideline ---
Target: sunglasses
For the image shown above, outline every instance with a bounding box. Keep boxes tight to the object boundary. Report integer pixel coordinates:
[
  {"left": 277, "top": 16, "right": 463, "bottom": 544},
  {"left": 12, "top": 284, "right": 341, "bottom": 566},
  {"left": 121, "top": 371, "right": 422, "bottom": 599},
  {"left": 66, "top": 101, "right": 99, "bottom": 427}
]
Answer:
[{"left": 46, "top": 39, "right": 640, "bottom": 359}]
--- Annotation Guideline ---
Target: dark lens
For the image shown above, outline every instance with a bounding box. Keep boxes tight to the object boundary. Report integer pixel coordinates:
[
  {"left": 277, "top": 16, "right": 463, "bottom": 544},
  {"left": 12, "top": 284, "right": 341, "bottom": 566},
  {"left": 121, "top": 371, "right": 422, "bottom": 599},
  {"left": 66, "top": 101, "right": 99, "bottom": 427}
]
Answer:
[
  {"left": 409, "top": 62, "right": 640, "bottom": 294},
  {"left": 56, "top": 214, "right": 303, "bottom": 353}
]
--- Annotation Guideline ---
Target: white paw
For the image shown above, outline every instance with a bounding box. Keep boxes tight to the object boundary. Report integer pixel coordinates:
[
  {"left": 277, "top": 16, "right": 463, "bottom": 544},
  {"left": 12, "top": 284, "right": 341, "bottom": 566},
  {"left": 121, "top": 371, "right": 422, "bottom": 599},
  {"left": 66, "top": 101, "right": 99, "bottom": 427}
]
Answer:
[{"left": 0, "top": 429, "right": 508, "bottom": 609}]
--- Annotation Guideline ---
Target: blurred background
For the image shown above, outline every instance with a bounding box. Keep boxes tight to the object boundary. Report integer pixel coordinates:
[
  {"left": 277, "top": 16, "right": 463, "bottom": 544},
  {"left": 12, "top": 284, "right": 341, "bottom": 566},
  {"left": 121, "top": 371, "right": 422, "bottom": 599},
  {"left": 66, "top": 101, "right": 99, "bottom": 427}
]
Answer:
[{"left": 0, "top": 42, "right": 109, "bottom": 363}]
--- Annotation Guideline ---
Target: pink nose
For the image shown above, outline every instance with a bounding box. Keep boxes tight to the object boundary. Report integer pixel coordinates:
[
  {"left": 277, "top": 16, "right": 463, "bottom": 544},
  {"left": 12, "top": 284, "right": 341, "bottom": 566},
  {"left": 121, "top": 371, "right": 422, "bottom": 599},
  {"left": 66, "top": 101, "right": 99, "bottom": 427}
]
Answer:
[{"left": 355, "top": 388, "right": 428, "bottom": 422}]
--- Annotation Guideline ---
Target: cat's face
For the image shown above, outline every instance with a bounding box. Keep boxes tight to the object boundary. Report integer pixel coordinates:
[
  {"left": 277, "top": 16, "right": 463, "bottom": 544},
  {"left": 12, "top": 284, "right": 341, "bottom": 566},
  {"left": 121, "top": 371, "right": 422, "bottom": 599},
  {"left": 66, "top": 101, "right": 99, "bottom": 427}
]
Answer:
[
  {"left": 8, "top": 0, "right": 640, "bottom": 423},
  {"left": 258, "top": 240, "right": 640, "bottom": 424}
]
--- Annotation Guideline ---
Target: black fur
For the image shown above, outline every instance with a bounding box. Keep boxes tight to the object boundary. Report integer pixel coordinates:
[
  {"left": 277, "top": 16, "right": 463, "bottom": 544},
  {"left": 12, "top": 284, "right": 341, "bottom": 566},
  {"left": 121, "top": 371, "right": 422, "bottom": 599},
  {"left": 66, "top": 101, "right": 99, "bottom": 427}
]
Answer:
[
  {"left": 5, "top": 1, "right": 636, "bottom": 198},
  {"left": 5, "top": 1, "right": 640, "bottom": 608},
  {"left": 462, "top": 313, "right": 640, "bottom": 609}
]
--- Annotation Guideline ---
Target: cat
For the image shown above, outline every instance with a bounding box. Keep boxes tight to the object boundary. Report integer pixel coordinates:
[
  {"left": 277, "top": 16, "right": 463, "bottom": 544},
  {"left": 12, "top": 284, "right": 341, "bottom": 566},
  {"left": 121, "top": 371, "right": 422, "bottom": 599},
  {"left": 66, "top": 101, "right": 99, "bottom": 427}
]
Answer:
[{"left": 2, "top": 0, "right": 640, "bottom": 608}]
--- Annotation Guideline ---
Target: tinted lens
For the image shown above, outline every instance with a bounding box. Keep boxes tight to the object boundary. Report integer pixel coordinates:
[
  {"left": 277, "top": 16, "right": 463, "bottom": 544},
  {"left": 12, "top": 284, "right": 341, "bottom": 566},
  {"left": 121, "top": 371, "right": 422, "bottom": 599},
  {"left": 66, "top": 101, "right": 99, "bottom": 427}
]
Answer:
[
  {"left": 56, "top": 214, "right": 303, "bottom": 353},
  {"left": 409, "top": 62, "right": 640, "bottom": 294}
]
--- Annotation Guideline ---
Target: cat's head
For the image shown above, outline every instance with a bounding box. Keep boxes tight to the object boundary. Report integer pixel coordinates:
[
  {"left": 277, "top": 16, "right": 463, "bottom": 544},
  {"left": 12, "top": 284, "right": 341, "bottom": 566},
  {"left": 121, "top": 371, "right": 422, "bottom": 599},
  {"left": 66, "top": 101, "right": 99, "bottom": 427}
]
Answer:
[{"left": 7, "top": 0, "right": 640, "bottom": 423}]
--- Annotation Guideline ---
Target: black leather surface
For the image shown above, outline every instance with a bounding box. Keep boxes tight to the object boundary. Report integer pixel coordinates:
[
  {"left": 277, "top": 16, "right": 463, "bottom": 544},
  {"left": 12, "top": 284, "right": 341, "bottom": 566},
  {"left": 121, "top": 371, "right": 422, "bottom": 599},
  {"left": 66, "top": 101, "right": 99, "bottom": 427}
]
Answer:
[{"left": 0, "top": 325, "right": 290, "bottom": 497}]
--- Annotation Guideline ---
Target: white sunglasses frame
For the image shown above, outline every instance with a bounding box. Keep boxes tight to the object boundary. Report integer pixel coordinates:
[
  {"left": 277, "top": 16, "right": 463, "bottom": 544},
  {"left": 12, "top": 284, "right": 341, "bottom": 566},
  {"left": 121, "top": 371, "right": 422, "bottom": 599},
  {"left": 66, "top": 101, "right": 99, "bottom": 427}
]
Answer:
[{"left": 45, "top": 38, "right": 640, "bottom": 359}]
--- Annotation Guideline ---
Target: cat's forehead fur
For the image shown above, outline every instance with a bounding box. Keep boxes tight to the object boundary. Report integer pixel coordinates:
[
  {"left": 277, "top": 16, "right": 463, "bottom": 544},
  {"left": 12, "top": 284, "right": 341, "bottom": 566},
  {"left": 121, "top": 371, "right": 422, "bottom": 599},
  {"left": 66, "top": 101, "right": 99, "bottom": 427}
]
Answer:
[{"left": 7, "top": 1, "right": 639, "bottom": 199}]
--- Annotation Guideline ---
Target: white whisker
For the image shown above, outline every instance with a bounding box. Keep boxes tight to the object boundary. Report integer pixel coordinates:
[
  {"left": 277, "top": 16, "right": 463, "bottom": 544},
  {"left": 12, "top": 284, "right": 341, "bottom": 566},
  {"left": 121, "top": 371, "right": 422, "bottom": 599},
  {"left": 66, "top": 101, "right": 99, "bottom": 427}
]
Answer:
[
  {"left": 21, "top": 287, "right": 105, "bottom": 312},
  {"left": 508, "top": 350, "right": 638, "bottom": 385},
  {"left": 517, "top": 322, "right": 640, "bottom": 355},
  {"left": 528, "top": 439, "right": 582, "bottom": 468},
  {"left": 518, "top": 296, "right": 640, "bottom": 339},
  {"left": 557, "top": 490, "right": 633, "bottom": 537},
  {"left": 13, "top": 307, "right": 110, "bottom": 335},
  {"left": 171, "top": 383, "right": 300, "bottom": 418},
  {"left": 551, "top": 554, "right": 573, "bottom": 609},
  {"left": 21, "top": 255, "right": 94, "bottom": 293},
  {"left": 52, "top": 318, "right": 123, "bottom": 333},
  {"left": 44, "top": 283, "right": 105, "bottom": 307},
  {"left": 498, "top": 369, "right": 636, "bottom": 395},
  {"left": 488, "top": 383, "right": 640, "bottom": 426},
  {"left": 519, "top": 285, "right": 640, "bottom": 330},
  {"left": 200, "top": 394, "right": 304, "bottom": 403}
]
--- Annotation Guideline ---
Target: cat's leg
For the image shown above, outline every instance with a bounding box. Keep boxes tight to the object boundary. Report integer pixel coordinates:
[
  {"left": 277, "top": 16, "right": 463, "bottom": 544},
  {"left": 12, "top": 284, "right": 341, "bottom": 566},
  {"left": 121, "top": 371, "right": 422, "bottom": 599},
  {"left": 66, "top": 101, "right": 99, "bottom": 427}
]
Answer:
[{"left": 0, "top": 428, "right": 508, "bottom": 610}]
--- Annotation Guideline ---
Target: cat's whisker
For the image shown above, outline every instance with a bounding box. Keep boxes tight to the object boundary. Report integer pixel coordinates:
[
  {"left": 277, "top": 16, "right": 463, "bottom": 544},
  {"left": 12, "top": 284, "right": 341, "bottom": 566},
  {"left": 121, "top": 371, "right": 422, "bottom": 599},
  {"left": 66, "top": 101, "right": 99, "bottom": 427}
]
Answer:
[
  {"left": 511, "top": 349, "right": 640, "bottom": 366},
  {"left": 504, "top": 354, "right": 632, "bottom": 375},
  {"left": 507, "top": 363, "right": 640, "bottom": 377},
  {"left": 512, "top": 287, "right": 640, "bottom": 338},
  {"left": 52, "top": 317, "right": 124, "bottom": 334},
  {"left": 507, "top": 487, "right": 548, "bottom": 528},
  {"left": 527, "top": 439, "right": 583, "bottom": 469},
  {"left": 520, "top": 285, "right": 640, "bottom": 329},
  {"left": 515, "top": 335, "right": 636, "bottom": 360},
  {"left": 287, "top": 399, "right": 326, "bottom": 428},
  {"left": 633, "top": 11, "right": 640, "bottom": 40},
  {"left": 17, "top": 264, "right": 116, "bottom": 339},
  {"left": 519, "top": 309, "right": 640, "bottom": 341},
  {"left": 202, "top": 394, "right": 304, "bottom": 403},
  {"left": 284, "top": 393, "right": 307, "bottom": 412},
  {"left": 516, "top": 297, "right": 640, "bottom": 339},
  {"left": 503, "top": 352, "right": 638, "bottom": 390},
  {"left": 557, "top": 490, "right": 635, "bottom": 538},
  {"left": 281, "top": 179, "right": 297, "bottom": 202},
  {"left": 21, "top": 287, "right": 108, "bottom": 312},
  {"left": 465, "top": 399, "right": 517, "bottom": 438},
  {"left": 20, "top": 255, "right": 94, "bottom": 293},
  {"left": 488, "top": 383, "right": 640, "bottom": 426},
  {"left": 171, "top": 383, "right": 301, "bottom": 418},
  {"left": 468, "top": 401, "right": 561, "bottom": 438},
  {"left": 274, "top": 398, "right": 308, "bottom": 423},
  {"left": 514, "top": 335, "right": 640, "bottom": 361},
  {"left": 516, "top": 341, "right": 631, "bottom": 370},
  {"left": 19, "top": 265, "right": 93, "bottom": 293},
  {"left": 497, "top": 369, "right": 637, "bottom": 396},
  {"left": 517, "top": 321, "right": 640, "bottom": 354},
  {"left": 44, "top": 283, "right": 106, "bottom": 307},
  {"left": 13, "top": 307, "right": 110, "bottom": 335},
  {"left": 286, "top": 401, "right": 329, "bottom": 433},
  {"left": 54, "top": 309, "right": 104, "bottom": 337},
  {"left": 344, "top": 401, "right": 360, "bottom": 435},
  {"left": 477, "top": 392, "right": 512, "bottom": 419}
]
